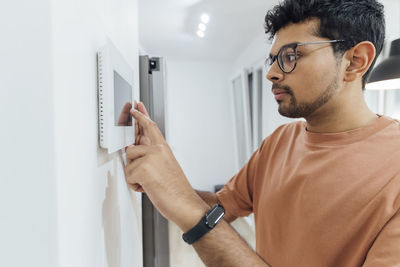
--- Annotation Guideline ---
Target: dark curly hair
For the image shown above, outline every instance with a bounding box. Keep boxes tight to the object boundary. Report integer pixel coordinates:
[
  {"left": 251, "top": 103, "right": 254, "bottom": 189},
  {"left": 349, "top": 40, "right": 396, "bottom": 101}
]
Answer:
[{"left": 264, "top": 0, "right": 386, "bottom": 89}]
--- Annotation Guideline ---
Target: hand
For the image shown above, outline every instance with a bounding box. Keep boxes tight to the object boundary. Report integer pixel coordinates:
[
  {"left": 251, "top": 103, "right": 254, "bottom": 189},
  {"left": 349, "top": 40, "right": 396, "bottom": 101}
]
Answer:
[
  {"left": 133, "top": 101, "right": 151, "bottom": 146},
  {"left": 126, "top": 101, "right": 151, "bottom": 192},
  {"left": 125, "top": 108, "right": 208, "bottom": 231}
]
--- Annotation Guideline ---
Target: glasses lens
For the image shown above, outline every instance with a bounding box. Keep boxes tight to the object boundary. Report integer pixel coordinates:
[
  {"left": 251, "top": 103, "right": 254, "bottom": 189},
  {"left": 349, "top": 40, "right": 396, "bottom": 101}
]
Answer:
[
  {"left": 265, "top": 56, "right": 273, "bottom": 68},
  {"left": 264, "top": 57, "right": 272, "bottom": 72},
  {"left": 279, "top": 47, "right": 297, "bottom": 73}
]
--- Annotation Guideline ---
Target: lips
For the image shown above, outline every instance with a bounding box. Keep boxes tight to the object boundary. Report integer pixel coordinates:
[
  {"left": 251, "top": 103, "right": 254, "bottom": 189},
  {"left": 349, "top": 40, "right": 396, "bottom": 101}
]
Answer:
[
  {"left": 272, "top": 89, "right": 290, "bottom": 96},
  {"left": 272, "top": 89, "right": 290, "bottom": 101}
]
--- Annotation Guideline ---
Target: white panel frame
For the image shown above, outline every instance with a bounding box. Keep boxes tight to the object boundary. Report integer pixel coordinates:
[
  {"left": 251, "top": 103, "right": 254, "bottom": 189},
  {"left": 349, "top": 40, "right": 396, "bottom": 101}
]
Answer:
[{"left": 97, "top": 39, "right": 136, "bottom": 153}]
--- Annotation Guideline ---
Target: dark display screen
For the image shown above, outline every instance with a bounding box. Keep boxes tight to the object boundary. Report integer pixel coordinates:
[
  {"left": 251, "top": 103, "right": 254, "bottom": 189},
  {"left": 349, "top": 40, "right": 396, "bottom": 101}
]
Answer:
[{"left": 113, "top": 70, "right": 133, "bottom": 126}]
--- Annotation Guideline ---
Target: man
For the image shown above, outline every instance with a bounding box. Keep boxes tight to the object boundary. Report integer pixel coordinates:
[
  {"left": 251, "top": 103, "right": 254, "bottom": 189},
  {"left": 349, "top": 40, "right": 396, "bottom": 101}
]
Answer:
[{"left": 125, "top": 0, "right": 400, "bottom": 266}]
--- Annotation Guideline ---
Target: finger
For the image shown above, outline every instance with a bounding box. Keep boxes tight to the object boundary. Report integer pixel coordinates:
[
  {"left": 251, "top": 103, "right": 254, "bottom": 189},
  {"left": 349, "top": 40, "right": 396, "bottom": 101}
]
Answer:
[
  {"left": 139, "top": 136, "right": 152, "bottom": 146},
  {"left": 125, "top": 144, "right": 152, "bottom": 162},
  {"left": 135, "top": 103, "right": 145, "bottom": 138},
  {"left": 131, "top": 110, "right": 165, "bottom": 144},
  {"left": 133, "top": 101, "right": 142, "bottom": 144},
  {"left": 133, "top": 101, "right": 141, "bottom": 144},
  {"left": 129, "top": 183, "right": 144, "bottom": 193},
  {"left": 135, "top": 115, "right": 139, "bottom": 142},
  {"left": 132, "top": 108, "right": 147, "bottom": 139},
  {"left": 125, "top": 143, "right": 134, "bottom": 153},
  {"left": 125, "top": 156, "right": 146, "bottom": 185},
  {"left": 138, "top": 102, "right": 151, "bottom": 118}
]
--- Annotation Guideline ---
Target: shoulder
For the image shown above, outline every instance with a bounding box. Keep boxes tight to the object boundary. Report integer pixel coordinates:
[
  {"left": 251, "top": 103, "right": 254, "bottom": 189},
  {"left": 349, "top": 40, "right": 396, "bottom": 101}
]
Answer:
[
  {"left": 380, "top": 116, "right": 400, "bottom": 151},
  {"left": 259, "top": 121, "right": 304, "bottom": 152},
  {"left": 380, "top": 115, "right": 400, "bottom": 138},
  {"left": 388, "top": 116, "right": 400, "bottom": 129},
  {"left": 382, "top": 115, "right": 400, "bottom": 126},
  {"left": 268, "top": 120, "right": 304, "bottom": 142},
  {"left": 272, "top": 120, "right": 304, "bottom": 136}
]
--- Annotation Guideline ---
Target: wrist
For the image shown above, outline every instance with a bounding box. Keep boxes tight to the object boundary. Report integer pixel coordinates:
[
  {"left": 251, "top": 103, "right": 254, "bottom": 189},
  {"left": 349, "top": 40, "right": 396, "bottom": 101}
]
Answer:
[
  {"left": 182, "top": 204, "right": 225, "bottom": 244},
  {"left": 177, "top": 201, "right": 210, "bottom": 233}
]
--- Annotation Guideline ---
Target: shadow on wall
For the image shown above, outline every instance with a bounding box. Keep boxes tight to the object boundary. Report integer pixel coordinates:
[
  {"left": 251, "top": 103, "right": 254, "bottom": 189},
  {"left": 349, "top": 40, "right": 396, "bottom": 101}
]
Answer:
[
  {"left": 118, "top": 150, "right": 143, "bottom": 247},
  {"left": 100, "top": 152, "right": 143, "bottom": 267},
  {"left": 102, "top": 170, "right": 121, "bottom": 267}
]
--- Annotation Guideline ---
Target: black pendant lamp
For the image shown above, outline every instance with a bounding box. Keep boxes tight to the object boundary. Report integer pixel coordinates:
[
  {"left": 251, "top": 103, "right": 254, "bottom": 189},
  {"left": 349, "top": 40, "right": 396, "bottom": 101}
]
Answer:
[{"left": 366, "top": 38, "right": 400, "bottom": 90}]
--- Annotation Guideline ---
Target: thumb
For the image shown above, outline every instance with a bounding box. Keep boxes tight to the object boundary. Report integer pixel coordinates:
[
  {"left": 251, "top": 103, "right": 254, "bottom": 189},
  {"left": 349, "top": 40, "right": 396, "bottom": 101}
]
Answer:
[{"left": 131, "top": 109, "right": 165, "bottom": 145}]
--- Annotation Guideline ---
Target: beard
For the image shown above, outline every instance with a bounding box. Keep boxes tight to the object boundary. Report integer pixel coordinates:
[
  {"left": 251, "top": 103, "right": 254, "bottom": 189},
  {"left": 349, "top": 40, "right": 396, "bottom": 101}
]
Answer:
[{"left": 273, "top": 75, "right": 339, "bottom": 119}]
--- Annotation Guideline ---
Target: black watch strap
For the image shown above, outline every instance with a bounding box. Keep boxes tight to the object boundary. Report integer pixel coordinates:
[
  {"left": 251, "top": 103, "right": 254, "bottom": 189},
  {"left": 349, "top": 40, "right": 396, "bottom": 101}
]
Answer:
[
  {"left": 182, "top": 216, "right": 211, "bottom": 245},
  {"left": 182, "top": 204, "right": 225, "bottom": 245}
]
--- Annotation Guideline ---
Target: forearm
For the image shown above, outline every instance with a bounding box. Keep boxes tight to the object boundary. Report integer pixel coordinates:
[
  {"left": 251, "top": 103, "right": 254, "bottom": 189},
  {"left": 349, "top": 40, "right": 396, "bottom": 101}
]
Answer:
[
  {"left": 129, "top": 104, "right": 267, "bottom": 265},
  {"left": 192, "top": 219, "right": 269, "bottom": 267},
  {"left": 195, "top": 190, "right": 237, "bottom": 223}
]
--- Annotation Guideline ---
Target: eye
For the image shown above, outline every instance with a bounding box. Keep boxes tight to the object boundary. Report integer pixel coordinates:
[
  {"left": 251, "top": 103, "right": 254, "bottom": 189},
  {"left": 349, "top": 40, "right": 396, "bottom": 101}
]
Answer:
[{"left": 286, "top": 53, "right": 296, "bottom": 62}]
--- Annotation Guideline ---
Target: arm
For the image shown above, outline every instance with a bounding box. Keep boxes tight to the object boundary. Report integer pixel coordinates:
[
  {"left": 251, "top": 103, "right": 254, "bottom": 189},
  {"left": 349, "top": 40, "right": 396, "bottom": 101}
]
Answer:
[
  {"left": 195, "top": 190, "right": 237, "bottom": 223},
  {"left": 125, "top": 106, "right": 269, "bottom": 267},
  {"left": 192, "top": 217, "right": 269, "bottom": 267},
  {"left": 162, "top": 193, "right": 268, "bottom": 267}
]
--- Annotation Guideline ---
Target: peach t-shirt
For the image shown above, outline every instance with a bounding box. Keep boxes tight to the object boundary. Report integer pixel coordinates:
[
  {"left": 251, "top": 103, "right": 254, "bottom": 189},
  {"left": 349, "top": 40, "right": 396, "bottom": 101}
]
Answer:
[{"left": 217, "top": 115, "right": 400, "bottom": 267}]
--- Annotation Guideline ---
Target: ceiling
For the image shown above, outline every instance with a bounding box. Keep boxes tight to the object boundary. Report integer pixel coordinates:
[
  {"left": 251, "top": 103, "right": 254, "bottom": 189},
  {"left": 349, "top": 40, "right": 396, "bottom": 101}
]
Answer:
[{"left": 138, "top": 0, "right": 277, "bottom": 61}]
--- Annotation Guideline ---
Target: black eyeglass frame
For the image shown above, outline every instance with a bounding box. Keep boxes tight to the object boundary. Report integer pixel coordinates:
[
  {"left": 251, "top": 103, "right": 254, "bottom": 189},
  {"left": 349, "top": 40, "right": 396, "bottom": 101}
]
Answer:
[{"left": 265, "top": 40, "right": 346, "bottom": 74}]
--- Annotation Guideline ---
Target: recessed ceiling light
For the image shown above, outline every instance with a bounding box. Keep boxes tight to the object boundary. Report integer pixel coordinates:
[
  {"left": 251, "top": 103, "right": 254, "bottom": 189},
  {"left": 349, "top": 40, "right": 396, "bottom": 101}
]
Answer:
[
  {"left": 197, "top": 30, "right": 205, "bottom": 38},
  {"left": 198, "top": 23, "right": 206, "bottom": 31},
  {"left": 201, "top": 14, "right": 210, "bottom": 24}
]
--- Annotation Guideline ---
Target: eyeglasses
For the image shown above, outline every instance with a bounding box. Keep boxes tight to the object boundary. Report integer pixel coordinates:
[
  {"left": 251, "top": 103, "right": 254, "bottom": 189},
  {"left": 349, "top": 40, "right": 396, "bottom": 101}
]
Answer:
[{"left": 265, "top": 40, "right": 346, "bottom": 74}]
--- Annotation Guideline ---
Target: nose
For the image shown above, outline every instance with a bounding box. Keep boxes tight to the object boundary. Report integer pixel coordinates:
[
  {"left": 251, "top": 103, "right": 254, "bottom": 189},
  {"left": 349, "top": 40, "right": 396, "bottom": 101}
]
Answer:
[{"left": 266, "top": 64, "right": 284, "bottom": 83}]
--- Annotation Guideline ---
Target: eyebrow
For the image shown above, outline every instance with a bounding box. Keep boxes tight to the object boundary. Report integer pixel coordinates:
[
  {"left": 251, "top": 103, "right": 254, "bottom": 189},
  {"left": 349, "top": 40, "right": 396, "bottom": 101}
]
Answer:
[{"left": 269, "top": 42, "right": 299, "bottom": 57}]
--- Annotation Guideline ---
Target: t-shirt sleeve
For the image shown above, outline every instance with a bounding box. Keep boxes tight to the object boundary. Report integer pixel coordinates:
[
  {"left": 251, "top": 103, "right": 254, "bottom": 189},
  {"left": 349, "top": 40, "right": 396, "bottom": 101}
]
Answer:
[
  {"left": 363, "top": 208, "right": 400, "bottom": 266},
  {"left": 216, "top": 140, "right": 266, "bottom": 218}
]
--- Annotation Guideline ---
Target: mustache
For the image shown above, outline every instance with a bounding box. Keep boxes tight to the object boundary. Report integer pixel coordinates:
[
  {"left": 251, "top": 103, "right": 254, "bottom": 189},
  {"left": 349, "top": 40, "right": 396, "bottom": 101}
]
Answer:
[{"left": 272, "top": 84, "right": 293, "bottom": 95}]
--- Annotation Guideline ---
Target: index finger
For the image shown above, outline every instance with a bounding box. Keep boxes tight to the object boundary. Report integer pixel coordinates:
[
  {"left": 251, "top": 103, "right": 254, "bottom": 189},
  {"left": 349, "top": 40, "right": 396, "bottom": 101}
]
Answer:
[
  {"left": 126, "top": 144, "right": 151, "bottom": 162},
  {"left": 131, "top": 110, "right": 165, "bottom": 144},
  {"left": 138, "top": 102, "right": 150, "bottom": 118}
]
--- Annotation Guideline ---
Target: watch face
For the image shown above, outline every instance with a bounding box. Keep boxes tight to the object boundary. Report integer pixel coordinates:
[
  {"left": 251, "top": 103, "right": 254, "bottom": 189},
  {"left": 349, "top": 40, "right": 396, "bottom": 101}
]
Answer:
[{"left": 205, "top": 205, "right": 225, "bottom": 228}]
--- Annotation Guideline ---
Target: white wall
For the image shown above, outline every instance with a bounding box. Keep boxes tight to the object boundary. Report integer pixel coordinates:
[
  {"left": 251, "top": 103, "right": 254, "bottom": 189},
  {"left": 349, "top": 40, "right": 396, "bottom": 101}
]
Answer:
[
  {"left": 53, "top": 0, "right": 142, "bottom": 266},
  {"left": 1, "top": 0, "right": 143, "bottom": 266},
  {"left": 0, "top": 0, "right": 57, "bottom": 266},
  {"left": 165, "top": 60, "right": 237, "bottom": 191}
]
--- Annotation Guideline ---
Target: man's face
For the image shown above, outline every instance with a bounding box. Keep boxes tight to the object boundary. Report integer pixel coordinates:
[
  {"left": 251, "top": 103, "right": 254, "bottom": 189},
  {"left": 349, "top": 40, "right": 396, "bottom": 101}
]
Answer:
[{"left": 266, "top": 19, "right": 343, "bottom": 119}]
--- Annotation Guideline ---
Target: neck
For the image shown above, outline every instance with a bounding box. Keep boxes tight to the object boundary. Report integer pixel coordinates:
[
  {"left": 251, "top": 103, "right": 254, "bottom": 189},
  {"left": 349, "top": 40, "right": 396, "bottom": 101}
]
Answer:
[{"left": 304, "top": 88, "right": 378, "bottom": 133}]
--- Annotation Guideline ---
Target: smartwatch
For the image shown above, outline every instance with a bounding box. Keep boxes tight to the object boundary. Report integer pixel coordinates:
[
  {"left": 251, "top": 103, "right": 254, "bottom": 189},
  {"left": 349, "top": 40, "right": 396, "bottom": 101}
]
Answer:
[{"left": 182, "top": 204, "right": 225, "bottom": 245}]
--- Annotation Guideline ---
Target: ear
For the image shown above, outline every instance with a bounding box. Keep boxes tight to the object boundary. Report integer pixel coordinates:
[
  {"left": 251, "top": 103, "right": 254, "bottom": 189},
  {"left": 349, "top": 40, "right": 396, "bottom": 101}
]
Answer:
[{"left": 344, "top": 41, "right": 376, "bottom": 83}]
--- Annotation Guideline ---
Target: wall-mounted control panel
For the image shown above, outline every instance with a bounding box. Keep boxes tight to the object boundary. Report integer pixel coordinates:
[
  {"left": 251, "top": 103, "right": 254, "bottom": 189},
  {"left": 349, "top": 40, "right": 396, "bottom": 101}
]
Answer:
[{"left": 97, "top": 39, "right": 136, "bottom": 153}]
